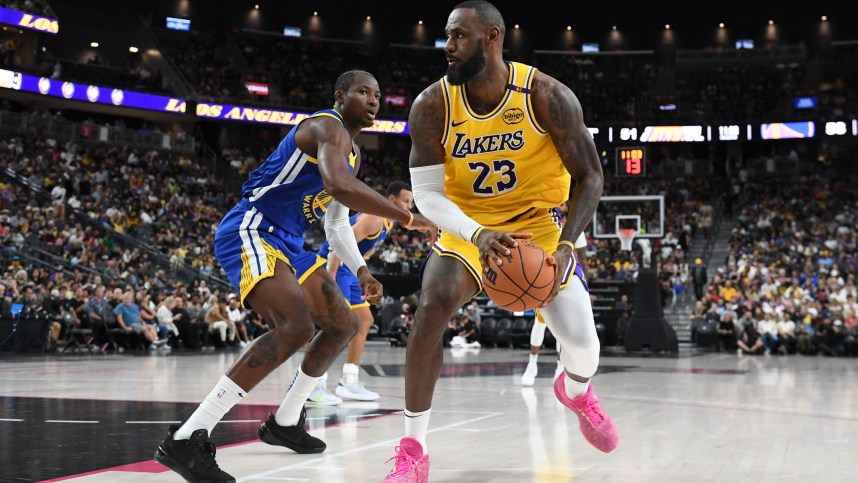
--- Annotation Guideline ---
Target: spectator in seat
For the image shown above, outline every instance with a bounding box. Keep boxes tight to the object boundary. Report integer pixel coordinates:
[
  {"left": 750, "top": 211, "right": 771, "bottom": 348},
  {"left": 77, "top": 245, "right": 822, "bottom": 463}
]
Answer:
[
  {"left": 737, "top": 320, "right": 764, "bottom": 355},
  {"left": 757, "top": 312, "right": 780, "bottom": 355},
  {"left": 226, "top": 295, "right": 250, "bottom": 347},
  {"left": 717, "top": 311, "right": 737, "bottom": 352},
  {"left": 172, "top": 296, "right": 202, "bottom": 349},
  {"left": 776, "top": 313, "right": 796, "bottom": 354},
  {"left": 205, "top": 296, "right": 233, "bottom": 346},
  {"left": 115, "top": 291, "right": 162, "bottom": 348},
  {"left": 816, "top": 319, "right": 845, "bottom": 357}
]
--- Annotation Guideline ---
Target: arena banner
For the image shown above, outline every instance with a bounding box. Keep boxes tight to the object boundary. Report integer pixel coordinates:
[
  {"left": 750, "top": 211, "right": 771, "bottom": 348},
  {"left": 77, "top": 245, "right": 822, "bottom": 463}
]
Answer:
[
  {"left": 639, "top": 125, "right": 705, "bottom": 142},
  {"left": 760, "top": 121, "right": 815, "bottom": 140},
  {"left": 0, "top": 6, "right": 58, "bottom": 34},
  {"left": 192, "top": 102, "right": 410, "bottom": 134},
  {"left": 0, "top": 69, "right": 185, "bottom": 114}
]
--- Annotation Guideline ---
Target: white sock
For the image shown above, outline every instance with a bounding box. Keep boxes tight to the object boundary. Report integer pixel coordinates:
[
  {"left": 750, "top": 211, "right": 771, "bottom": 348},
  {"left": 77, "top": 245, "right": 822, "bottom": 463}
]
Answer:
[
  {"left": 174, "top": 375, "right": 245, "bottom": 440},
  {"left": 528, "top": 354, "right": 538, "bottom": 364},
  {"left": 275, "top": 369, "right": 320, "bottom": 426},
  {"left": 342, "top": 363, "right": 359, "bottom": 384},
  {"left": 404, "top": 408, "right": 431, "bottom": 454},
  {"left": 565, "top": 377, "right": 589, "bottom": 399}
]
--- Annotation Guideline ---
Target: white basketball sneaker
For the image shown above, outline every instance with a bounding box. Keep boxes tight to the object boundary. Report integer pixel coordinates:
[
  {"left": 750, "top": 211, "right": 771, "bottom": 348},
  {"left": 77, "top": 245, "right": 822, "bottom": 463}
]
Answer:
[
  {"left": 336, "top": 379, "right": 380, "bottom": 401},
  {"left": 306, "top": 380, "right": 342, "bottom": 406},
  {"left": 521, "top": 361, "right": 538, "bottom": 387},
  {"left": 335, "top": 363, "right": 379, "bottom": 401}
]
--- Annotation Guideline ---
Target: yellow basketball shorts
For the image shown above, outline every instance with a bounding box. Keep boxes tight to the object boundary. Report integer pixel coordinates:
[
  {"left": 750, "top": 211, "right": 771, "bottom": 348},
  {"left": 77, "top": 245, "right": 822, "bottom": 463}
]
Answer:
[{"left": 430, "top": 207, "right": 587, "bottom": 298}]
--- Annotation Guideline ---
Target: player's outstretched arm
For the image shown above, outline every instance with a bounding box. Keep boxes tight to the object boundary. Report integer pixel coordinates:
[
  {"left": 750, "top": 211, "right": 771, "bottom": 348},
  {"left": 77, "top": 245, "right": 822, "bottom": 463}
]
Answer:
[
  {"left": 305, "top": 117, "right": 432, "bottom": 233},
  {"left": 409, "top": 83, "right": 529, "bottom": 270}
]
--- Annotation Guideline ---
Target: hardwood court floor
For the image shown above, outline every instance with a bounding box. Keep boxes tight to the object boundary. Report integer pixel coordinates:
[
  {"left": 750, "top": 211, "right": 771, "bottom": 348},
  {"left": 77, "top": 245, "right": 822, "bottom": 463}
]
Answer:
[{"left": 2, "top": 346, "right": 856, "bottom": 482}]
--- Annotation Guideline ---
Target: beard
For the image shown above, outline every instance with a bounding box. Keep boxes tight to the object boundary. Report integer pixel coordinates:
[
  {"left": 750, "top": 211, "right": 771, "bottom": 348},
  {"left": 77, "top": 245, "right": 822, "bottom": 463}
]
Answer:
[{"left": 446, "top": 42, "right": 487, "bottom": 85}]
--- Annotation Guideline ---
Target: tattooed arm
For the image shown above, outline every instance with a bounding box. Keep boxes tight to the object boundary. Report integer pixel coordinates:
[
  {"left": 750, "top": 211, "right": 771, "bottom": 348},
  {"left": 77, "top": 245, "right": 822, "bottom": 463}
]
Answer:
[
  {"left": 531, "top": 71, "right": 604, "bottom": 245},
  {"left": 530, "top": 72, "right": 603, "bottom": 302}
]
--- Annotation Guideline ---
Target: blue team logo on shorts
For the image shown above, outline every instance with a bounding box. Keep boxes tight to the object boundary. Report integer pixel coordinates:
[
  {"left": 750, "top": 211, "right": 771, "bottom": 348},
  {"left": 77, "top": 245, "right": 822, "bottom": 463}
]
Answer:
[{"left": 302, "top": 190, "right": 333, "bottom": 224}]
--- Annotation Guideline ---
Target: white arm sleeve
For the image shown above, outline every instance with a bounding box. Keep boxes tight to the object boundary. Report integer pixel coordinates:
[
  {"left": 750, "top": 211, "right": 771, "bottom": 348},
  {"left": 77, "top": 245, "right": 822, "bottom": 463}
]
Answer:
[
  {"left": 411, "top": 165, "right": 482, "bottom": 242},
  {"left": 574, "top": 232, "right": 587, "bottom": 248},
  {"left": 324, "top": 201, "right": 367, "bottom": 277}
]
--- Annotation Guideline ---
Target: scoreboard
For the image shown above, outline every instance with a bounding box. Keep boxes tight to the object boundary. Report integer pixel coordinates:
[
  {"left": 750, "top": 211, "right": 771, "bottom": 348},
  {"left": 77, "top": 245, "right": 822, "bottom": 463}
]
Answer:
[{"left": 615, "top": 147, "right": 646, "bottom": 177}]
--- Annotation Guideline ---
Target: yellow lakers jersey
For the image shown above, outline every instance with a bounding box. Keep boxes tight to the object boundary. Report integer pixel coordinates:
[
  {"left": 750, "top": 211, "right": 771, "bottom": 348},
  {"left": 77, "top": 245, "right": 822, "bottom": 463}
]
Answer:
[{"left": 440, "top": 61, "right": 571, "bottom": 227}]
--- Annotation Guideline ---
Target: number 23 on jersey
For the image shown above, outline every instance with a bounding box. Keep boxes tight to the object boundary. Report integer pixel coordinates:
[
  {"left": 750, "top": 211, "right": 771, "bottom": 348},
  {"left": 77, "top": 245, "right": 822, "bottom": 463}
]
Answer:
[{"left": 468, "top": 159, "right": 518, "bottom": 196}]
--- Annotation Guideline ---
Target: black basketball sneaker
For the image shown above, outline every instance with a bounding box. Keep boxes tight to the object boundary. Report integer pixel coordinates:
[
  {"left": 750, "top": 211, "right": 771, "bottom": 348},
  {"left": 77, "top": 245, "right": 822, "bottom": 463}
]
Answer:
[
  {"left": 154, "top": 424, "right": 235, "bottom": 483},
  {"left": 257, "top": 407, "right": 327, "bottom": 454}
]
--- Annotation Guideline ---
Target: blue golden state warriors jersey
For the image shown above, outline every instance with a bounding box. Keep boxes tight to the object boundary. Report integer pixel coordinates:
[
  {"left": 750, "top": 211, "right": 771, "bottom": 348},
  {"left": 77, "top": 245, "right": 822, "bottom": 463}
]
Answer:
[
  {"left": 242, "top": 109, "right": 356, "bottom": 235},
  {"left": 319, "top": 214, "right": 393, "bottom": 261}
]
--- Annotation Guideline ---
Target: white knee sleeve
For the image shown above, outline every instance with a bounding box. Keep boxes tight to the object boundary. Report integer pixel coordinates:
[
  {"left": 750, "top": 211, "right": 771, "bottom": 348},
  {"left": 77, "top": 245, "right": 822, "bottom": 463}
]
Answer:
[
  {"left": 539, "top": 277, "right": 600, "bottom": 378},
  {"left": 530, "top": 317, "right": 547, "bottom": 347}
]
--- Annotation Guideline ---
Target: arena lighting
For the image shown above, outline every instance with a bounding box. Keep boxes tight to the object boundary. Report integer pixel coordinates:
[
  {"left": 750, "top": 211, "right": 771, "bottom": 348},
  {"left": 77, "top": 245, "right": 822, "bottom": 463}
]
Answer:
[
  {"left": 566, "top": 26, "right": 571, "bottom": 30},
  {"left": 665, "top": 24, "right": 670, "bottom": 29},
  {"left": 514, "top": 24, "right": 519, "bottom": 29},
  {"left": 768, "top": 20, "right": 774, "bottom": 25},
  {"left": 418, "top": 20, "right": 423, "bottom": 25},
  {"left": 612, "top": 25, "right": 617, "bottom": 30},
  {"left": 719, "top": 22, "right": 725, "bottom": 28},
  {"left": 129, "top": 46, "right": 139, "bottom": 53},
  {"left": 254, "top": 4, "right": 259, "bottom": 9},
  {"left": 821, "top": 16, "right": 827, "bottom": 21},
  {"left": 90, "top": 42, "right": 99, "bottom": 48},
  {"left": 366, "top": 16, "right": 371, "bottom": 21}
]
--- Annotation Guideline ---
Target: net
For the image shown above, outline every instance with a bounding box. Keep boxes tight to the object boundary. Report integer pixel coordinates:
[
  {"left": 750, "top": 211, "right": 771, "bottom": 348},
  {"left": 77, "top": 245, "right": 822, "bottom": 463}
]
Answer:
[{"left": 617, "top": 228, "right": 637, "bottom": 251}]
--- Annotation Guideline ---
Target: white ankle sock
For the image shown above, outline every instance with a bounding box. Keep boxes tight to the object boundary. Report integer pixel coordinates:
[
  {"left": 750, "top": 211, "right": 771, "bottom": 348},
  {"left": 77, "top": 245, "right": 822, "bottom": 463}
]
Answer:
[
  {"left": 174, "top": 375, "right": 245, "bottom": 440},
  {"left": 528, "top": 354, "right": 538, "bottom": 364},
  {"left": 342, "top": 363, "right": 359, "bottom": 384},
  {"left": 275, "top": 368, "right": 320, "bottom": 426},
  {"left": 565, "top": 377, "right": 589, "bottom": 399},
  {"left": 404, "top": 408, "right": 431, "bottom": 454}
]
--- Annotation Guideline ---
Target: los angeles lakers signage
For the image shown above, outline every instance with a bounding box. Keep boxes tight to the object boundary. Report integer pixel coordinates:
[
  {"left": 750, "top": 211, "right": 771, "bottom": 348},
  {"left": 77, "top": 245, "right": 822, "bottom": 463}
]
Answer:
[
  {"left": 0, "top": 7, "right": 59, "bottom": 34},
  {"left": 0, "top": 68, "right": 411, "bottom": 134}
]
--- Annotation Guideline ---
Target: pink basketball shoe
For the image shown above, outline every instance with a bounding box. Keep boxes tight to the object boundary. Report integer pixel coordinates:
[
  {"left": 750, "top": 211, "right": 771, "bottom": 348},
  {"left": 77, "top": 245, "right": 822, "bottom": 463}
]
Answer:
[
  {"left": 381, "top": 437, "right": 430, "bottom": 482},
  {"left": 554, "top": 375, "right": 618, "bottom": 453}
]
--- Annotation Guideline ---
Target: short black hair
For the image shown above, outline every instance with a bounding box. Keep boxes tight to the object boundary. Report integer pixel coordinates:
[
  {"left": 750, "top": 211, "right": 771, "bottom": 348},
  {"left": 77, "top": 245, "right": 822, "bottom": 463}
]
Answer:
[
  {"left": 334, "top": 70, "right": 374, "bottom": 94},
  {"left": 386, "top": 181, "right": 411, "bottom": 197},
  {"left": 453, "top": 0, "right": 506, "bottom": 36}
]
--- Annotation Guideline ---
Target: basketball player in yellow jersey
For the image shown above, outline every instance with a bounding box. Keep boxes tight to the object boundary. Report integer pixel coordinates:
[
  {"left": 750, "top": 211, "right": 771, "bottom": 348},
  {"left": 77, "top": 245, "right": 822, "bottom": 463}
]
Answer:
[{"left": 381, "top": 2, "right": 617, "bottom": 481}]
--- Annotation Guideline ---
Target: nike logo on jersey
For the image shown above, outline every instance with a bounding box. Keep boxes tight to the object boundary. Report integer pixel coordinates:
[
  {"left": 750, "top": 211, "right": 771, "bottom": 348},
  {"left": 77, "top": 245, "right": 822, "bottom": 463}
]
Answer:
[{"left": 451, "top": 119, "right": 468, "bottom": 127}]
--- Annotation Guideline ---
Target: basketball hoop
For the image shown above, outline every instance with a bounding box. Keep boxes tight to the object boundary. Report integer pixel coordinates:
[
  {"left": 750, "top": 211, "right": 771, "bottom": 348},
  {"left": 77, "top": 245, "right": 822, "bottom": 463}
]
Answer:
[{"left": 617, "top": 228, "right": 637, "bottom": 251}]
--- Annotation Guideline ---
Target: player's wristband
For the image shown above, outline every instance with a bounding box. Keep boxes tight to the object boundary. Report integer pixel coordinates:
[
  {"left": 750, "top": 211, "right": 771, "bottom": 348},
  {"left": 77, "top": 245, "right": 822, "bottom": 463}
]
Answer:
[
  {"left": 558, "top": 240, "right": 576, "bottom": 251},
  {"left": 470, "top": 226, "right": 485, "bottom": 244}
]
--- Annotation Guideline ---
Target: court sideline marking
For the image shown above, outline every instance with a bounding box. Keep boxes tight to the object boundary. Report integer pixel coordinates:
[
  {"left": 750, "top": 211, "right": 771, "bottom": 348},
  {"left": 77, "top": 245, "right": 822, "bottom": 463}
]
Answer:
[{"left": 238, "top": 411, "right": 503, "bottom": 482}]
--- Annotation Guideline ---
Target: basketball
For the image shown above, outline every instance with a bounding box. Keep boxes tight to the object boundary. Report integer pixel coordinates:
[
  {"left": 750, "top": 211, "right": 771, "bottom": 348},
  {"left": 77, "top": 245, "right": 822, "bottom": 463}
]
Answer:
[{"left": 482, "top": 240, "right": 555, "bottom": 311}]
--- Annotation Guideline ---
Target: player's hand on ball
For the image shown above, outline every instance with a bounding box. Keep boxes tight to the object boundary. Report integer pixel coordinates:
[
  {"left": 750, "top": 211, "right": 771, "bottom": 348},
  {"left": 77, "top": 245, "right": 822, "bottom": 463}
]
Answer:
[
  {"left": 475, "top": 229, "right": 532, "bottom": 273},
  {"left": 357, "top": 267, "right": 383, "bottom": 305},
  {"left": 542, "top": 244, "right": 573, "bottom": 308}
]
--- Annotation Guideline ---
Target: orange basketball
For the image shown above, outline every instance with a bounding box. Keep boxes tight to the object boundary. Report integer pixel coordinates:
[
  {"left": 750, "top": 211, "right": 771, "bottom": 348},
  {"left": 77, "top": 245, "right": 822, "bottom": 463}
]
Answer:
[{"left": 482, "top": 240, "right": 555, "bottom": 311}]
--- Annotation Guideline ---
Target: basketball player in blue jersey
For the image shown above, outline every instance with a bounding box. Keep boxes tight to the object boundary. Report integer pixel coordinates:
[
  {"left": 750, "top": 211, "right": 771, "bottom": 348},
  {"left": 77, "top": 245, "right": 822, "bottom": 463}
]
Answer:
[
  {"left": 382, "top": 2, "right": 617, "bottom": 481},
  {"left": 154, "top": 70, "right": 434, "bottom": 483},
  {"left": 312, "top": 181, "right": 414, "bottom": 403}
]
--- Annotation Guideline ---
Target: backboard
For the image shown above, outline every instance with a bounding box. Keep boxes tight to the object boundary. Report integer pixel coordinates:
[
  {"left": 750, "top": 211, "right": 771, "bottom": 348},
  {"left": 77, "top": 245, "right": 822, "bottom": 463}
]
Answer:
[{"left": 591, "top": 195, "right": 665, "bottom": 239}]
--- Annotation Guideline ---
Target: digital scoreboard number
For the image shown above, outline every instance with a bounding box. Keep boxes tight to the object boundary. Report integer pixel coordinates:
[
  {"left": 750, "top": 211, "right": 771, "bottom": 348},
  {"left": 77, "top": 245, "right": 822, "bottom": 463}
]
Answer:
[{"left": 615, "top": 147, "right": 646, "bottom": 177}]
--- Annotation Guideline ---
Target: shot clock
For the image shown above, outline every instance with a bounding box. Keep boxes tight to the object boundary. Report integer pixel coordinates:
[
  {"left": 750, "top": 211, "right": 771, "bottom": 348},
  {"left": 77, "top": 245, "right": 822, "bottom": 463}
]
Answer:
[{"left": 615, "top": 147, "right": 646, "bottom": 177}]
